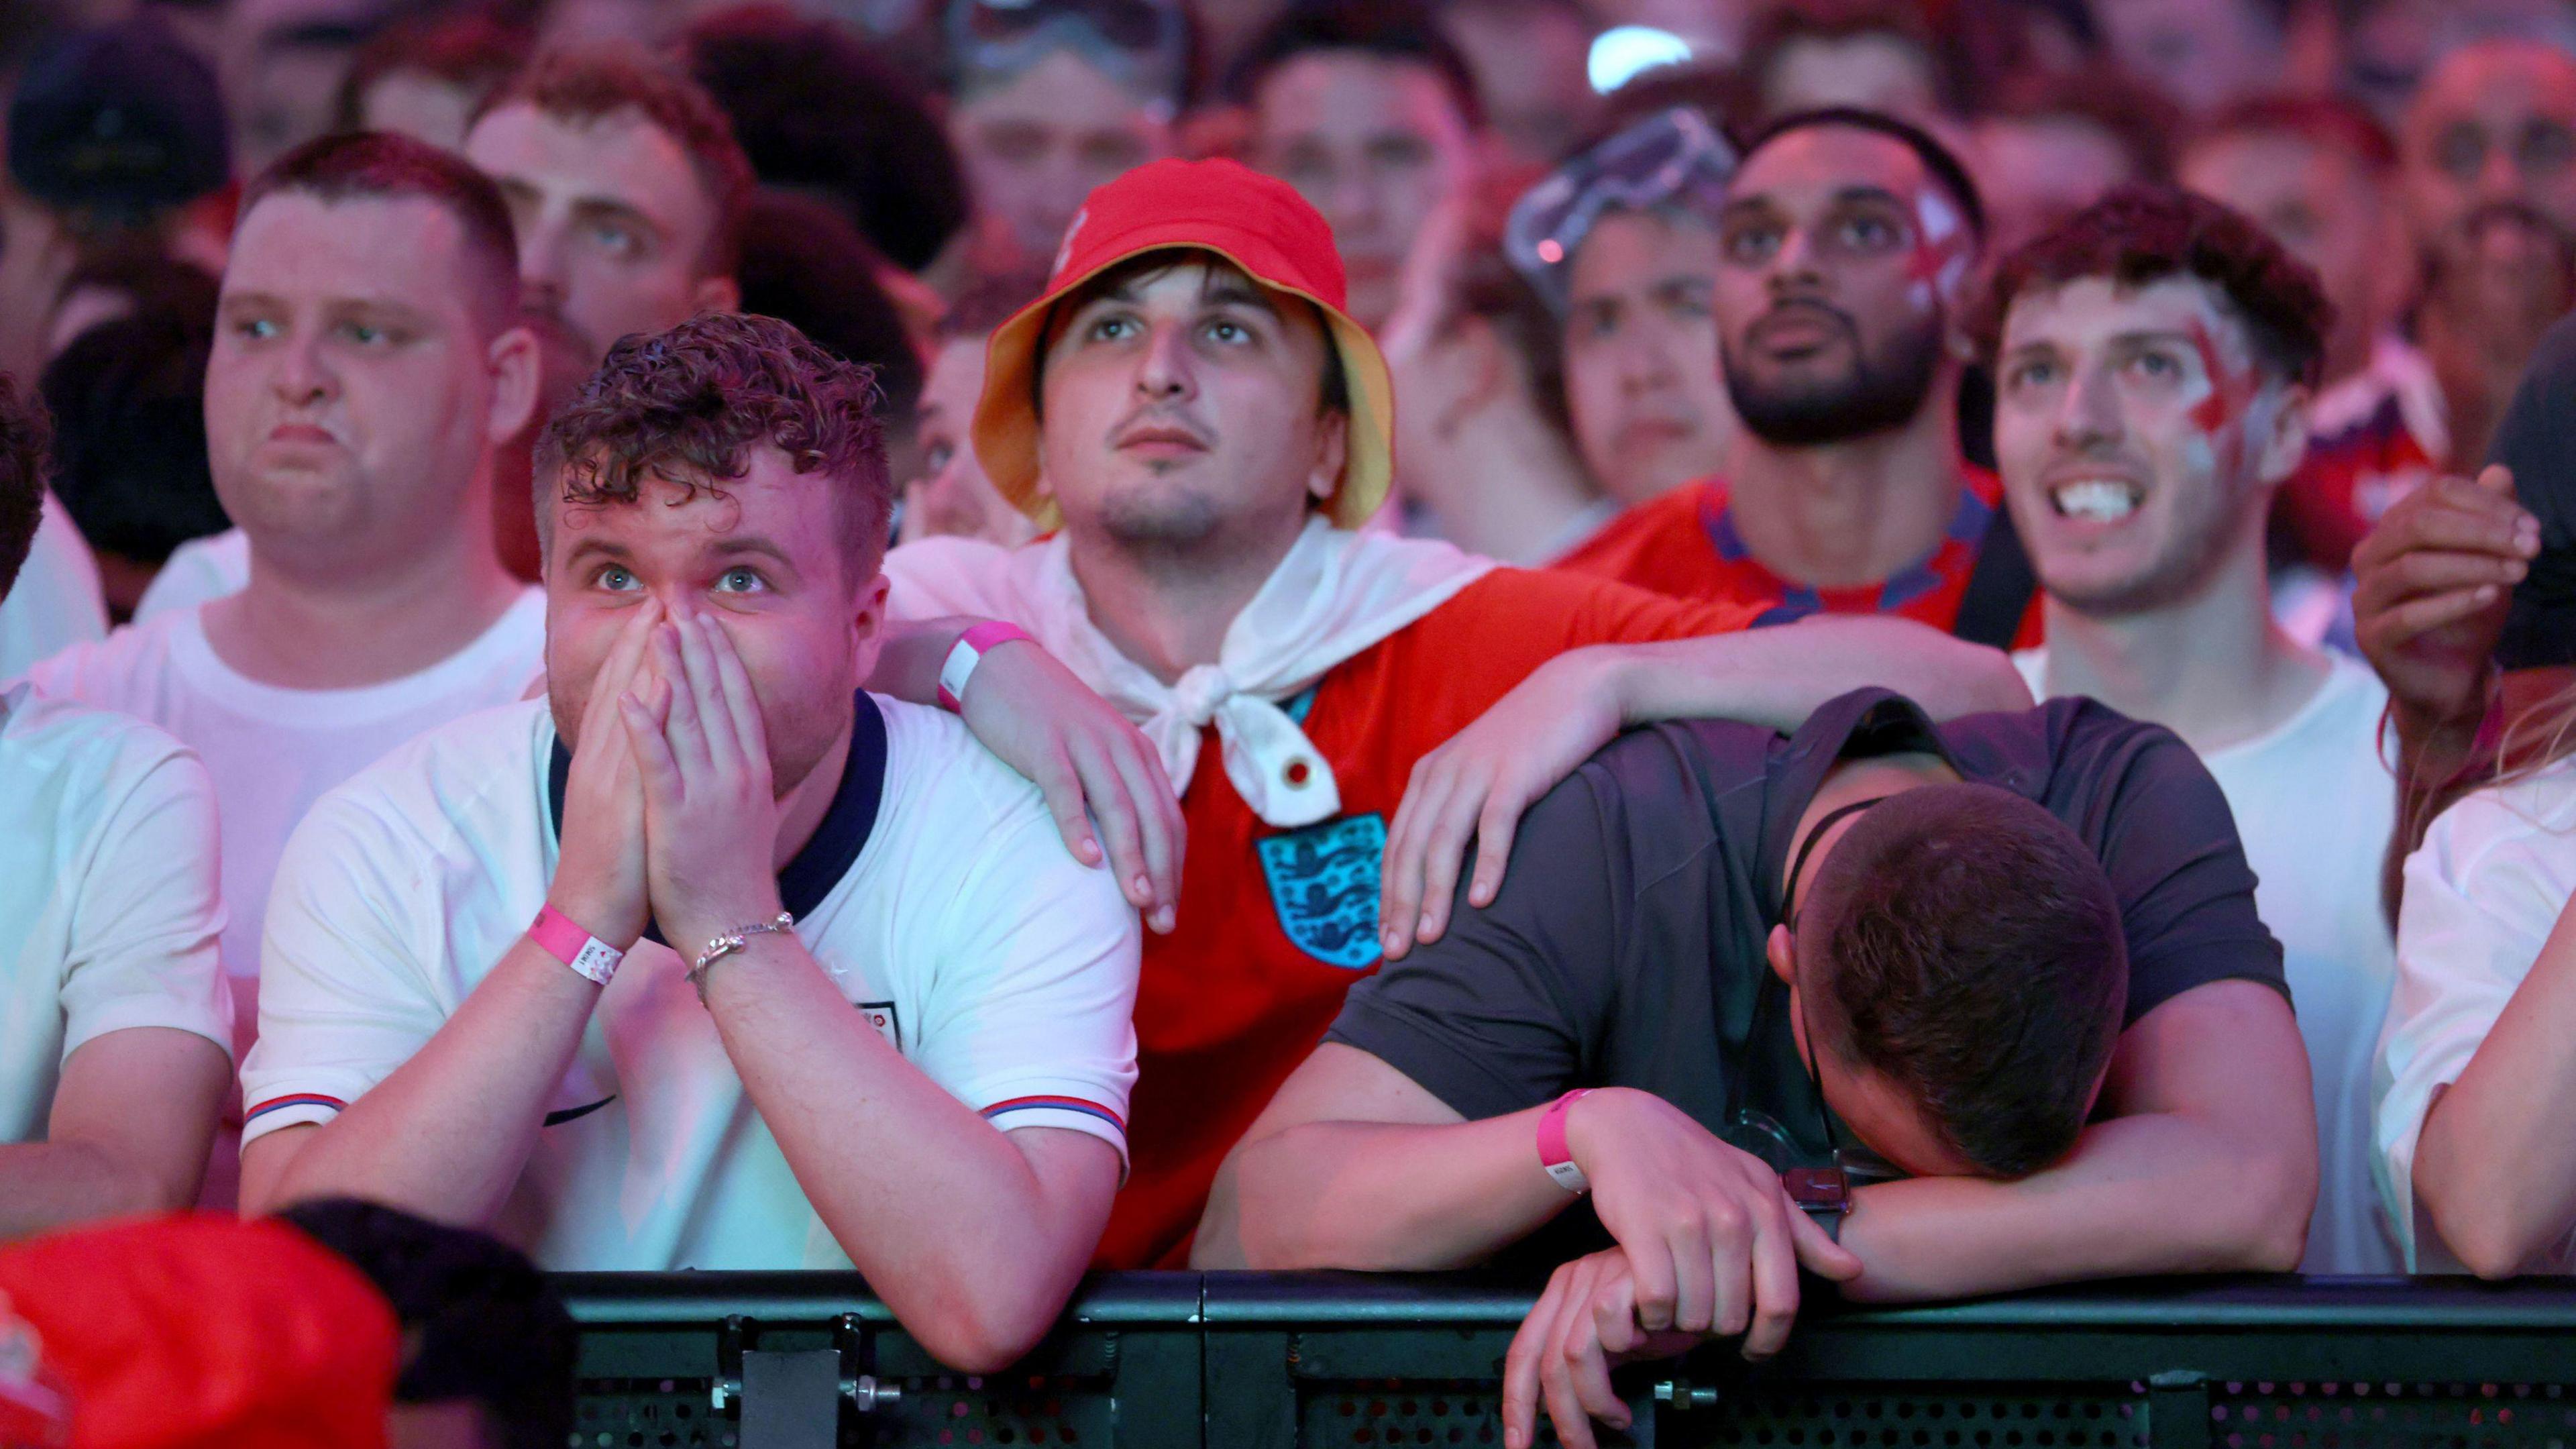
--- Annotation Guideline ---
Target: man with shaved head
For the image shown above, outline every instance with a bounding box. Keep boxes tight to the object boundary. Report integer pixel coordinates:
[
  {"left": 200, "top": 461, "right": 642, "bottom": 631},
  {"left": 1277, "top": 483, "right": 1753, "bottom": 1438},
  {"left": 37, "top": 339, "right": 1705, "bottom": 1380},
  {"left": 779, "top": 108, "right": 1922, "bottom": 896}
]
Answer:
[{"left": 24, "top": 133, "right": 551, "bottom": 1202}]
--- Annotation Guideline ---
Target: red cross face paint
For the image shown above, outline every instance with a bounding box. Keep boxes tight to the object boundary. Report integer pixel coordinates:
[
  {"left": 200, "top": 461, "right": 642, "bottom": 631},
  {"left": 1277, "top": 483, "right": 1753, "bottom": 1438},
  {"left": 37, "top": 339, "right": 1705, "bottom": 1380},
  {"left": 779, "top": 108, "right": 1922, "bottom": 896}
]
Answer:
[
  {"left": 1992, "top": 275, "right": 2277, "bottom": 617},
  {"left": 1904, "top": 191, "right": 1972, "bottom": 314}
]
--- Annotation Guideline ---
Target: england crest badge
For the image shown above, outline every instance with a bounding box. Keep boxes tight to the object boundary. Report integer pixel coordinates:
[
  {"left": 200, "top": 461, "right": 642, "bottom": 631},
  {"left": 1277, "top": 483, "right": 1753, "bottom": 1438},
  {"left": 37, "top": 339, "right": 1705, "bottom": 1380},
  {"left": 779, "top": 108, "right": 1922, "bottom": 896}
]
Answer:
[{"left": 1256, "top": 813, "right": 1387, "bottom": 969}]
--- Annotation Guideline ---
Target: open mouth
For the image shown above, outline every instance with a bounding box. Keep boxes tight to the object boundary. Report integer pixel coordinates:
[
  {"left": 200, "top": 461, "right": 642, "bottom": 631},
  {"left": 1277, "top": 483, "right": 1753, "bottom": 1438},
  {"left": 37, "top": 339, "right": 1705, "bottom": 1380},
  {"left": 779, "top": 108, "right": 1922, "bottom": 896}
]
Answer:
[{"left": 2048, "top": 478, "right": 2144, "bottom": 523}]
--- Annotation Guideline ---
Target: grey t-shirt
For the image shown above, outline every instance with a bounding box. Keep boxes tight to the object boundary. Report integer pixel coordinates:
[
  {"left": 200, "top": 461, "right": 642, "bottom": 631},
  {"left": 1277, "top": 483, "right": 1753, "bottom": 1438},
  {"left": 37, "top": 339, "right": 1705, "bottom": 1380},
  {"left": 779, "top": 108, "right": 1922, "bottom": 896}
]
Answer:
[{"left": 1326, "top": 688, "right": 2290, "bottom": 1169}]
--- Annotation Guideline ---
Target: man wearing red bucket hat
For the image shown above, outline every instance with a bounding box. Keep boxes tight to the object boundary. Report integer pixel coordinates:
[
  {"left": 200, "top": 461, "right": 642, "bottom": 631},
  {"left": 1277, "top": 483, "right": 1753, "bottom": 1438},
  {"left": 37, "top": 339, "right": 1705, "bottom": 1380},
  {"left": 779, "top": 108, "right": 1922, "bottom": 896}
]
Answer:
[{"left": 884, "top": 156, "right": 2031, "bottom": 1267}]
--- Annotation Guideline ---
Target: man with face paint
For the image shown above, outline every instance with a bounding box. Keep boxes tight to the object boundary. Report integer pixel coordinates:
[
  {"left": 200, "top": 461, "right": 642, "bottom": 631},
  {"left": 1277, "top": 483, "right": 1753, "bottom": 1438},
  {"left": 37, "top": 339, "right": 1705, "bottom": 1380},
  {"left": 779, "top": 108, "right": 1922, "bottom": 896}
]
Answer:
[
  {"left": 1560, "top": 109, "right": 2043, "bottom": 651},
  {"left": 1992, "top": 187, "right": 2401, "bottom": 1274}
]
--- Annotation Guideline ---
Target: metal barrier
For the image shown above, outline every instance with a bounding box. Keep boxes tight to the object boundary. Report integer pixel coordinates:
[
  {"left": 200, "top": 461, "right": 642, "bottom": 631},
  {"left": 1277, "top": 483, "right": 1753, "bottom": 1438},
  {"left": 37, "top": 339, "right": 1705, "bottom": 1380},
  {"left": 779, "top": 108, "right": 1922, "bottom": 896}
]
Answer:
[{"left": 562, "top": 1273, "right": 2576, "bottom": 1449}]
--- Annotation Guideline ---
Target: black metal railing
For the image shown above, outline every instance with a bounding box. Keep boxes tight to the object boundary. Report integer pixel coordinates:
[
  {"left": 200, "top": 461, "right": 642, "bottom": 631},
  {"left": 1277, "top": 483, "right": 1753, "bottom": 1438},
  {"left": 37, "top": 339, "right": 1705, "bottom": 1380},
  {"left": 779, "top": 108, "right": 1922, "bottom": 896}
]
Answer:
[{"left": 560, "top": 1273, "right": 2576, "bottom": 1449}]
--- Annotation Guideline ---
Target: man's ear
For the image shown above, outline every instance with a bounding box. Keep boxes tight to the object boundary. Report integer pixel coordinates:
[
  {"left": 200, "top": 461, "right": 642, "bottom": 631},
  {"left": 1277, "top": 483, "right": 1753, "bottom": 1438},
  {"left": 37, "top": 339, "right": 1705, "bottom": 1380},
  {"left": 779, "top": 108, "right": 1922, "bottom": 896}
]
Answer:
[
  {"left": 486, "top": 322, "right": 544, "bottom": 444},
  {"left": 695, "top": 272, "right": 742, "bottom": 318},
  {"left": 847, "top": 569, "right": 893, "bottom": 682},
  {"left": 1766, "top": 923, "right": 1798, "bottom": 987},
  {"left": 2251, "top": 382, "right": 2312, "bottom": 489},
  {"left": 1309, "top": 405, "right": 1350, "bottom": 504}
]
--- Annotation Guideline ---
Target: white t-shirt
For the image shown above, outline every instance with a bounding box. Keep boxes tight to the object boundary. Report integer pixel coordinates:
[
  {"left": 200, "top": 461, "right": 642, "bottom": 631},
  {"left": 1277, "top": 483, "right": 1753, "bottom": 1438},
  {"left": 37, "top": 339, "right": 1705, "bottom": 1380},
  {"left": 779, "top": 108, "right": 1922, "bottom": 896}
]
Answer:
[
  {"left": 25, "top": 592, "right": 547, "bottom": 1023},
  {"left": 2018, "top": 649, "right": 2402, "bottom": 1273},
  {"left": 240, "top": 693, "right": 1140, "bottom": 1271},
  {"left": 132, "top": 528, "right": 250, "bottom": 623},
  {"left": 2379, "top": 755, "right": 2576, "bottom": 1272},
  {"left": 0, "top": 492, "right": 108, "bottom": 681},
  {"left": 0, "top": 682, "right": 231, "bottom": 1140}
]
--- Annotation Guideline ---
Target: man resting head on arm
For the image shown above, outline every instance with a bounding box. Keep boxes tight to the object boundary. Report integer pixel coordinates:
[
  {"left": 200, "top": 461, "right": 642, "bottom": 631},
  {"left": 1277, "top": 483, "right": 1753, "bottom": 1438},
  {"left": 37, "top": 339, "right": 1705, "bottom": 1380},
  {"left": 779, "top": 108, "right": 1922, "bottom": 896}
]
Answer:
[{"left": 1201, "top": 688, "right": 2316, "bottom": 1449}]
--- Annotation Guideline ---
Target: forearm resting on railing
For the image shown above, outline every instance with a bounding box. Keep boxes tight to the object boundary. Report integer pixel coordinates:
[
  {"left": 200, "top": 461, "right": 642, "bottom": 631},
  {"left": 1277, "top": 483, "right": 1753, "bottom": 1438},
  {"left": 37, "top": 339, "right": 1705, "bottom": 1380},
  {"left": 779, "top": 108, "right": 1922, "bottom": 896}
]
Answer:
[{"left": 1205, "top": 1108, "right": 1576, "bottom": 1271}]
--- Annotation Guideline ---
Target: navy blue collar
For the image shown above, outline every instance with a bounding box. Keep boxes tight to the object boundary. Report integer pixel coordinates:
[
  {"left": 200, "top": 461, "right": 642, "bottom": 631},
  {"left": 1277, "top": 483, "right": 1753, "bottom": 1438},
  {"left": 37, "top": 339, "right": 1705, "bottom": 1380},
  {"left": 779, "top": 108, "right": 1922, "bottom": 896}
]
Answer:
[{"left": 548, "top": 692, "right": 888, "bottom": 945}]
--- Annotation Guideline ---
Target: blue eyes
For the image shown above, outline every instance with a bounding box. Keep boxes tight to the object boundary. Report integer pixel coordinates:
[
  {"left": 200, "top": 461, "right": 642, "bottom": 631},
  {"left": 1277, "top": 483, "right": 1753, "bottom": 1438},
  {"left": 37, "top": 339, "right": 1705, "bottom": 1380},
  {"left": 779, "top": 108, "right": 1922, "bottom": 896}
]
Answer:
[{"left": 593, "top": 566, "right": 765, "bottom": 594}]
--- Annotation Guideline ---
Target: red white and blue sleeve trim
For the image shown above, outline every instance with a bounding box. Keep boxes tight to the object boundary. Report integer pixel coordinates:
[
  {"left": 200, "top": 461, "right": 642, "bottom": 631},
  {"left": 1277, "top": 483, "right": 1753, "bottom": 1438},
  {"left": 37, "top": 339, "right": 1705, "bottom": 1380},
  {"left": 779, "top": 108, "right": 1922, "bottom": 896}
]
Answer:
[
  {"left": 979, "top": 1095, "right": 1130, "bottom": 1172},
  {"left": 241, "top": 1092, "right": 347, "bottom": 1142}
]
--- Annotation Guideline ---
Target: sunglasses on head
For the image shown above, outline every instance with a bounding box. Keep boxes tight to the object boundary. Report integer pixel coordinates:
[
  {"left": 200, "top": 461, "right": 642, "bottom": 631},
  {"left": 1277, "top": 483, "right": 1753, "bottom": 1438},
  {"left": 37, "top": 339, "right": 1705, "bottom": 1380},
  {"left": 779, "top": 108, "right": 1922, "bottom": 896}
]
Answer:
[
  {"left": 947, "top": 0, "right": 1187, "bottom": 106},
  {"left": 1505, "top": 107, "right": 1736, "bottom": 312}
]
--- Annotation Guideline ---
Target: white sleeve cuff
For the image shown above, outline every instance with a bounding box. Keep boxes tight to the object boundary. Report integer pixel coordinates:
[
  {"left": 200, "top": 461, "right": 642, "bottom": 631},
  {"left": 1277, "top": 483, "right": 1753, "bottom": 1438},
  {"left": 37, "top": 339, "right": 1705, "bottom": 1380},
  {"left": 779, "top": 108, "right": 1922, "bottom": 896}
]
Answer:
[
  {"left": 980, "top": 1095, "right": 1130, "bottom": 1177},
  {"left": 239, "top": 1090, "right": 349, "bottom": 1145}
]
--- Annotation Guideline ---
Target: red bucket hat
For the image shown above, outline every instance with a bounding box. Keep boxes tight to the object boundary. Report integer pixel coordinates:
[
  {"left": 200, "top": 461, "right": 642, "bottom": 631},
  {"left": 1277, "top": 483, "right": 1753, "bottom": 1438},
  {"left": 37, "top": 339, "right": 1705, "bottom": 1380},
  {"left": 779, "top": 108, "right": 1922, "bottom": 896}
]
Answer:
[{"left": 971, "top": 157, "right": 1397, "bottom": 532}]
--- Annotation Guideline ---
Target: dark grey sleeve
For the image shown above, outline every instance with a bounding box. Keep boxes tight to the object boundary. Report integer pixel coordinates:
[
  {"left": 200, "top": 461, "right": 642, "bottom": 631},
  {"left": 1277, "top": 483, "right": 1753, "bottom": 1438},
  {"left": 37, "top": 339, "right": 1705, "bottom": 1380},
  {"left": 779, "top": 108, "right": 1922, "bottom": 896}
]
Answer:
[
  {"left": 1325, "top": 768, "right": 1631, "bottom": 1123},
  {"left": 2091, "top": 726, "right": 2290, "bottom": 1023},
  {"left": 2491, "top": 313, "right": 2576, "bottom": 671}
]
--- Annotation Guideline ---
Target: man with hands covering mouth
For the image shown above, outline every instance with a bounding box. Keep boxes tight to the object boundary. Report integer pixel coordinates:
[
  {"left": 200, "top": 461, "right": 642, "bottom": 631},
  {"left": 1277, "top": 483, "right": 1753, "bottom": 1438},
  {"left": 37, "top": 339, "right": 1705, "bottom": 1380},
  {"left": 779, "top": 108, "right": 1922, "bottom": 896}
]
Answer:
[{"left": 239, "top": 313, "right": 1141, "bottom": 1373}]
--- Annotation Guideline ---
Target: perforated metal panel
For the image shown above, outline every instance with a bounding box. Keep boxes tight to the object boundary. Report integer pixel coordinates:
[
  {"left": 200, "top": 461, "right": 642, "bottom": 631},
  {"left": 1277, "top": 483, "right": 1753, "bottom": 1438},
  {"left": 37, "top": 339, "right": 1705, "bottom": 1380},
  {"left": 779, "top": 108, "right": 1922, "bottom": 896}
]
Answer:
[
  {"left": 1301, "top": 1381, "right": 1523, "bottom": 1447},
  {"left": 572, "top": 1377, "right": 734, "bottom": 1448},
  {"left": 2210, "top": 1381, "right": 2575, "bottom": 1449}
]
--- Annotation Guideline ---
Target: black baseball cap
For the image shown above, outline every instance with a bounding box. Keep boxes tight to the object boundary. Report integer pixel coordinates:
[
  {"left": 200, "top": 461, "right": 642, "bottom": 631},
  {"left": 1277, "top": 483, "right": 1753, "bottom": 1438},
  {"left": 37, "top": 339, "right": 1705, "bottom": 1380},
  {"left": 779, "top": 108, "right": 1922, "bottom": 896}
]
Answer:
[{"left": 8, "top": 13, "right": 230, "bottom": 225}]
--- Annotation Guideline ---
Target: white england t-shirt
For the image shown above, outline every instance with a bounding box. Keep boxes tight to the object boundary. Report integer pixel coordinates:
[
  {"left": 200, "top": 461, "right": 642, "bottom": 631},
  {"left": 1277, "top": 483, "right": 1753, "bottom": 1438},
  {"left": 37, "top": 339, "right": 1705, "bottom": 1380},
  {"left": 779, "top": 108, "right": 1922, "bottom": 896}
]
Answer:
[
  {"left": 24, "top": 592, "right": 547, "bottom": 1034},
  {"left": 0, "top": 682, "right": 231, "bottom": 1140},
  {"left": 0, "top": 492, "right": 108, "bottom": 680},
  {"left": 2379, "top": 755, "right": 2576, "bottom": 1272},
  {"left": 240, "top": 692, "right": 1140, "bottom": 1271},
  {"left": 132, "top": 528, "right": 250, "bottom": 622},
  {"left": 2019, "top": 649, "right": 2402, "bottom": 1273}
]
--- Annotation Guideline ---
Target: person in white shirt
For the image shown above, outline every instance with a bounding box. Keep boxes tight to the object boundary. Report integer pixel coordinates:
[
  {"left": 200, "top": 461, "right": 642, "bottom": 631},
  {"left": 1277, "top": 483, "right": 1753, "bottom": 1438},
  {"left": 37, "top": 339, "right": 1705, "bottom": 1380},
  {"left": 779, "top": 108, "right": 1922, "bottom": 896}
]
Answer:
[
  {"left": 1988, "top": 186, "right": 2402, "bottom": 1273},
  {"left": 25, "top": 134, "right": 549, "bottom": 1089},
  {"left": 0, "top": 489, "right": 107, "bottom": 676},
  {"left": 131, "top": 526, "right": 248, "bottom": 622},
  {"left": 2378, "top": 733, "right": 2576, "bottom": 1276},
  {"left": 241, "top": 312, "right": 1140, "bottom": 1373},
  {"left": 0, "top": 372, "right": 232, "bottom": 1237}
]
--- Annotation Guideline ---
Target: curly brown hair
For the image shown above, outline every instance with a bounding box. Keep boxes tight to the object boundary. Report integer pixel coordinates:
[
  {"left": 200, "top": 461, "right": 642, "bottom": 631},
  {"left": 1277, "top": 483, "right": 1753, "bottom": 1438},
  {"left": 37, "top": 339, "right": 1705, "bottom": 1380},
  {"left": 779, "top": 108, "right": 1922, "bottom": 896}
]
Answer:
[
  {"left": 1978, "top": 184, "right": 2334, "bottom": 388},
  {"left": 537, "top": 313, "right": 891, "bottom": 580},
  {"left": 0, "top": 374, "right": 51, "bottom": 604}
]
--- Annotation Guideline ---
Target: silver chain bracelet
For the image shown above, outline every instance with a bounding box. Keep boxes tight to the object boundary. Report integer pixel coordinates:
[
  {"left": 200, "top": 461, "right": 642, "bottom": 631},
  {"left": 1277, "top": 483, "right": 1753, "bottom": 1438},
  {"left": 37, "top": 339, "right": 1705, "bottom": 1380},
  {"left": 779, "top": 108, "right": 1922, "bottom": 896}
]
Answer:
[{"left": 687, "top": 912, "right": 795, "bottom": 1004}]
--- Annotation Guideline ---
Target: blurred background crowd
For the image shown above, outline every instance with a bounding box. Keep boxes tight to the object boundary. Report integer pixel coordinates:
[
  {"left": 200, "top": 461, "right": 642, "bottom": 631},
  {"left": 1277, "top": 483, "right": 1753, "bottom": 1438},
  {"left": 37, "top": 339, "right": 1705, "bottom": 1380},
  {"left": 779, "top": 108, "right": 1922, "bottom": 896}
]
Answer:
[{"left": 3, "top": 0, "right": 2573, "bottom": 638}]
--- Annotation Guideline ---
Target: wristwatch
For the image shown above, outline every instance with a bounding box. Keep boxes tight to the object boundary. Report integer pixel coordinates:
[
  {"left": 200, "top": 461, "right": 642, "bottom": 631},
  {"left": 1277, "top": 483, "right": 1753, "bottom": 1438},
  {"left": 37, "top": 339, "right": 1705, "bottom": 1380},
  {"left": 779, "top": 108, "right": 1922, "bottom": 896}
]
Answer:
[{"left": 1782, "top": 1166, "right": 1851, "bottom": 1240}]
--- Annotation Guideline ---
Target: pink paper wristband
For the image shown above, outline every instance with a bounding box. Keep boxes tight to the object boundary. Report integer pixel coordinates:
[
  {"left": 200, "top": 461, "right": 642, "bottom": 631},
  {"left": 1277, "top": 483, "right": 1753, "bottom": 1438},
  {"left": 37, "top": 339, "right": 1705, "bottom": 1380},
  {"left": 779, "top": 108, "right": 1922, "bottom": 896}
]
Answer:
[
  {"left": 936, "top": 621, "right": 1036, "bottom": 712},
  {"left": 1537, "top": 1088, "right": 1596, "bottom": 1194},
  {"left": 530, "top": 904, "right": 623, "bottom": 985}
]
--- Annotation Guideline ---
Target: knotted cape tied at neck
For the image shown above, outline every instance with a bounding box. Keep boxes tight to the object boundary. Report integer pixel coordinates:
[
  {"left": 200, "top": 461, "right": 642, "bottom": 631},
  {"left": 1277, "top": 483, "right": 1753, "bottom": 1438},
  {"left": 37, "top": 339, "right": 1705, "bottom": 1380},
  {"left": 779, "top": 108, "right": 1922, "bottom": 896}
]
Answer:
[{"left": 888, "top": 518, "right": 1495, "bottom": 828}]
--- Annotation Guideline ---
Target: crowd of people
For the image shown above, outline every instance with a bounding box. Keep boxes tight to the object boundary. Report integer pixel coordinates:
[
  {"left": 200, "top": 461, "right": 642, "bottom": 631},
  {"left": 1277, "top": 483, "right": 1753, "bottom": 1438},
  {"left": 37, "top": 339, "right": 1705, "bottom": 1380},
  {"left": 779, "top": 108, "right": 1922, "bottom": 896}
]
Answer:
[{"left": 9, "top": 0, "right": 2576, "bottom": 1440}]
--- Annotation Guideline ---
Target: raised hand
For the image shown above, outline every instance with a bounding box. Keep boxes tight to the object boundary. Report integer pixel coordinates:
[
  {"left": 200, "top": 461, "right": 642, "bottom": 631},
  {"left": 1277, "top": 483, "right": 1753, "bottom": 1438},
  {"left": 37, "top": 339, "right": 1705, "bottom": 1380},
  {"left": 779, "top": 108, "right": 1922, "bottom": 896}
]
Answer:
[
  {"left": 2353, "top": 465, "right": 2538, "bottom": 738},
  {"left": 618, "top": 612, "right": 787, "bottom": 960},
  {"left": 549, "top": 598, "right": 663, "bottom": 951}
]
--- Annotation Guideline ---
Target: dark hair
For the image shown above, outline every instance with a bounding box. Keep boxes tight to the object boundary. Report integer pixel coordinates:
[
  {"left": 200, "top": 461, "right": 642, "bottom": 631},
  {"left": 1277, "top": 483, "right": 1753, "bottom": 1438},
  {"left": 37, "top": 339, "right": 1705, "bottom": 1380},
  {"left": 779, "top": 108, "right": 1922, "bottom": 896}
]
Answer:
[
  {"left": 1987, "top": 61, "right": 2182, "bottom": 184},
  {"left": 1980, "top": 184, "right": 2332, "bottom": 388},
  {"left": 939, "top": 267, "right": 1050, "bottom": 343},
  {"left": 1741, "top": 0, "right": 1955, "bottom": 117},
  {"left": 1222, "top": 0, "right": 1486, "bottom": 133},
  {"left": 1740, "top": 106, "right": 1988, "bottom": 244},
  {"left": 1030, "top": 250, "right": 1349, "bottom": 419},
  {"left": 0, "top": 374, "right": 48, "bottom": 603},
  {"left": 276, "top": 1199, "right": 574, "bottom": 1449},
  {"left": 38, "top": 255, "right": 227, "bottom": 568},
  {"left": 1594, "top": 62, "right": 1756, "bottom": 151},
  {"left": 1800, "top": 784, "right": 2128, "bottom": 1178},
  {"left": 680, "top": 5, "right": 969, "bottom": 273},
  {"left": 237, "top": 129, "right": 522, "bottom": 330},
  {"left": 539, "top": 311, "right": 893, "bottom": 578},
  {"left": 478, "top": 43, "right": 756, "bottom": 282},
  {"left": 2184, "top": 91, "right": 2398, "bottom": 176},
  {"left": 335, "top": 11, "right": 532, "bottom": 136},
  {"left": 735, "top": 189, "right": 927, "bottom": 424}
]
